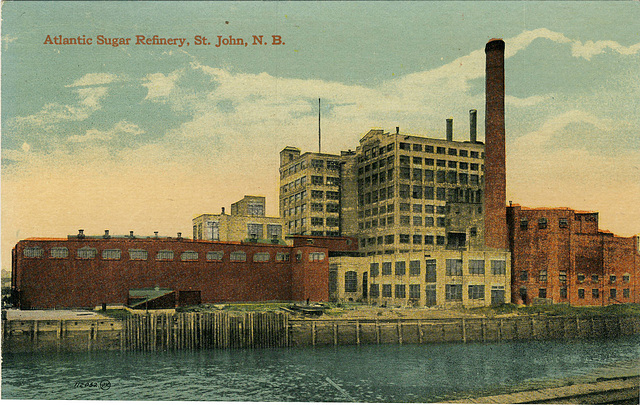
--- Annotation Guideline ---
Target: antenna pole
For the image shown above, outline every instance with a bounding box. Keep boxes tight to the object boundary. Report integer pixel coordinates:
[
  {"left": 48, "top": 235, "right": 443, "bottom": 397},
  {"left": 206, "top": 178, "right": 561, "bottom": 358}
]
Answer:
[{"left": 318, "top": 98, "right": 321, "bottom": 153}]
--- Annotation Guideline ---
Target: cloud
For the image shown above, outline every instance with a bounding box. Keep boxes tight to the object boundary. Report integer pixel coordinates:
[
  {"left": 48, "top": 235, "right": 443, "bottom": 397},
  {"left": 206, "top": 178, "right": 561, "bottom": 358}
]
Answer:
[
  {"left": 143, "top": 70, "right": 184, "bottom": 100},
  {"left": 75, "top": 86, "right": 109, "bottom": 108},
  {"left": 67, "top": 120, "right": 145, "bottom": 143}
]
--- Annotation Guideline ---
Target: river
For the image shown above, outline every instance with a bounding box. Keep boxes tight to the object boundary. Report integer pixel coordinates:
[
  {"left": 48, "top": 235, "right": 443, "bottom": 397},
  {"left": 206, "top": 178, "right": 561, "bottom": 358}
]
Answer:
[{"left": 2, "top": 335, "right": 639, "bottom": 401}]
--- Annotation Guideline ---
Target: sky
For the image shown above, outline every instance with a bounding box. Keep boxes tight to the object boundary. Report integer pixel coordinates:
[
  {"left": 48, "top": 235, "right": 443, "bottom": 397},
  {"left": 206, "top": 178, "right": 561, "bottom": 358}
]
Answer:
[{"left": 2, "top": 2, "right": 639, "bottom": 271}]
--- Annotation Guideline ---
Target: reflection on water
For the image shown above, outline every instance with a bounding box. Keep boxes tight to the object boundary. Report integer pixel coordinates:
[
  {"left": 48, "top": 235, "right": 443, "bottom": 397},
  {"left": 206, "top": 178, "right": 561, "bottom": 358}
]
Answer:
[{"left": 2, "top": 335, "right": 639, "bottom": 402}]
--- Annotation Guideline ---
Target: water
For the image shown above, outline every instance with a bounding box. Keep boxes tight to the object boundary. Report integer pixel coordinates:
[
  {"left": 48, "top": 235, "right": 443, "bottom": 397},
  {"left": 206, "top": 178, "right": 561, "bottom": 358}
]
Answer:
[{"left": 3, "top": 335, "right": 639, "bottom": 402}]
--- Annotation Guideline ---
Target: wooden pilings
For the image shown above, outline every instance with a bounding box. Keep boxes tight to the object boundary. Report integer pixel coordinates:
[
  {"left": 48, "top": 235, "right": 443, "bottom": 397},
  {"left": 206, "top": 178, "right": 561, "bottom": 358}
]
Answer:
[{"left": 122, "top": 312, "right": 289, "bottom": 351}]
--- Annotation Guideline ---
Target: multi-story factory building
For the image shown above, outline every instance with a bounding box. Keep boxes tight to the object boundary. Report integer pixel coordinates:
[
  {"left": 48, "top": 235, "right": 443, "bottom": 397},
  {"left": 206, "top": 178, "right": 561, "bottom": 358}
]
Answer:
[
  {"left": 193, "top": 195, "right": 285, "bottom": 243},
  {"left": 278, "top": 147, "right": 356, "bottom": 237}
]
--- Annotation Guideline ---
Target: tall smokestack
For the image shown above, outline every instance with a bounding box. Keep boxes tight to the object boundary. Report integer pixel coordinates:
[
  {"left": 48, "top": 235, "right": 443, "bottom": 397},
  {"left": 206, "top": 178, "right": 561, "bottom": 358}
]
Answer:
[
  {"left": 484, "top": 38, "right": 508, "bottom": 250},
  {"left": 446, "top": 118, "right": 453, "bottom": 141},
  {"left": 469, "top": 109, "right": 477, "bottom": 143}
]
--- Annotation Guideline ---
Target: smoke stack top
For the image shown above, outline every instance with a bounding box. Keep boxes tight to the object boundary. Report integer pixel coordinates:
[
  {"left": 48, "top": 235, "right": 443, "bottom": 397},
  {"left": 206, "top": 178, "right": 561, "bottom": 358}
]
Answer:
[
  {"left": 446, "top": 118, "right": 453, "bottom": 141},
  {"left": 469, "top": 109, "right": 477, "bottom": 143}
]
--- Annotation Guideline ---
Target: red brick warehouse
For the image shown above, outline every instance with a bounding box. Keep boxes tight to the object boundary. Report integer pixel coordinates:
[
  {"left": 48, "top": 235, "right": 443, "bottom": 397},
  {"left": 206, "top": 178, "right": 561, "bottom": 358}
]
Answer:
[
  {"left": 12, "top": 231, "right": 331, "bottom": 309},
  {"left": 507, "top": 206, "right": 640, "bottom": 306}
]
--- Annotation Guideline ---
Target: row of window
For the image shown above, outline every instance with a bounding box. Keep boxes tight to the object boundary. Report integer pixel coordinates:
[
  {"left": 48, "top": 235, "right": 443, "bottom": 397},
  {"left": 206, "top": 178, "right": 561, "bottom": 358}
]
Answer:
[
  {"left": 288, "top": 217, "right": 339, "bottom": 230},
  {"left": 519, "top": 270, "right": 631, "bottom": 284},
  {"left": 360, "top": 216, "right": 450, "bottom": 230},
  {"left": 283, "top": 202, "right": 341, "bottom": 218},
  {"left": 369, "top": 259, "right": 506, "bottom": 279},
  {"left": 358, "top": 169, "right": 482, "bottom": 189},
  {"left": 358, "top": 185, "right": 482, "bottom": 206},
  {"left": 282, "top": 190, "right": 340, "bottom": 206},
  {"left": 522, "top": 287, "right": 632, "bottom": 300},
  {"left": 22, "top": 246, "right": 326, "bottom": 263},
  {"left": 359, "top": 142, "right": 482, "bottom": 163},
  {"left": 520, "top": 217, "right": 569, "bottom": 230},
  {"left": 369, "top": 283, "right": 494, "bottom": 300},
  {"left": 358, "top": 157, "right": 482, "bottom": 176}
]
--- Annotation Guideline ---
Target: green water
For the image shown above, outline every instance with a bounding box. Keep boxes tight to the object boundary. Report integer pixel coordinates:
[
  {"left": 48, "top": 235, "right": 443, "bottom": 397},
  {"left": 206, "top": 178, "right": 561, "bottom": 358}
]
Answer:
[{"left": 2, "top": 335, "right": 639, "bottom": 401}]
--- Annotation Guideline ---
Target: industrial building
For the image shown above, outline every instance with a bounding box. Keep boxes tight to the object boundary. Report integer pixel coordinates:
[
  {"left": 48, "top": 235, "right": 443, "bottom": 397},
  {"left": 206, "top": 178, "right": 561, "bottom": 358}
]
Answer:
[
  {"left": 192, "top": 195, "right": 285, "bottom": 243},
  {"left": 12, "top": 231, "right": 330, "bottom": 309},
  {"left": 507, "top": 205, "right": 640, "bottom": 305}
]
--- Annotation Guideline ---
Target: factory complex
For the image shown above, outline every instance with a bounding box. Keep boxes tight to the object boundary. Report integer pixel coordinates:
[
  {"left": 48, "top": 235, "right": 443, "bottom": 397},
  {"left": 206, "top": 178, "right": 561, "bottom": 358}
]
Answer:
[{"left": 10, "top": 39, "right": 640, "bottom": 310}]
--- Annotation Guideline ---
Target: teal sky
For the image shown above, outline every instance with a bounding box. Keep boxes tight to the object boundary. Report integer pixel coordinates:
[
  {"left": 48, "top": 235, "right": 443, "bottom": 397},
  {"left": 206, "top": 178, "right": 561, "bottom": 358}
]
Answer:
[{"left": 2, "top": 1, "right": 639, "bottom": 270}]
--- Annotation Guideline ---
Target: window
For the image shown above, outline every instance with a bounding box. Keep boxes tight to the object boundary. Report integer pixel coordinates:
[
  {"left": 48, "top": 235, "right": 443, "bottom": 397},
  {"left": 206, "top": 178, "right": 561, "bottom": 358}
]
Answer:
[
  {"left": 538, "top": 218, "right": 548, "bottom": 229},
  {"left": 382, "top": 284, "right": 392, "bottom": 298},
  {"left": 446, "top": 284, "right": 463, "bottom": 301},
  {"left": 560, "top": 287, "right": 568, "bottom": 299},
  {"left": 311, "top": 190, "right": 324, "bottom": 199},
  {"left": 178, "top": 251, "right": 197, "bottom": 261},
  {"left": 395, "top": 261, "right": 406, "bottom": 276},
  {"left": 592, "top": 288, "right": 600, "bottom": 299},
  {"left": 370, "top": 284, "right": 379, "bottom": 298},
  {"left": 326, "top": 177, "right": 340, "bottom": 186},
  {"left": 520, "top": 218, "right": 529, "bottom": 230},
  {"left": 436, "top": 236, "right": 445, "bottom": 245},
  {"left": 413, "top": 156, "right": 422, "bottom": 165},
  {"left": 446, "top": 259, "right": 462, "bottom": 276},
  {"left": 425, "top": 259, "right": 437, "bottom": 282},
  {"left": 309, "top": 252, "right": 326, "bottom": 261},
  {"left": 230, "top": 251, "right": 246, "bottom": 262},
  {"left": 395, "top": 284, "right": 406, "bottom": 298},
  {"left": 436, "top": 188, "right": 446, "bottom": 200},
  {"left": 253, "top": 252, "right": 270, "bottom": 262},
  {"left": 311, "top": 175, "right": 324, "bottom": 185},
  {"left": 128, "top": 249, "right": 148, "bottom": 261},
  {"left": 326, "top": 217, "right": 339, "bottom": 227},
  {"left": 385, "top": 234, "right": 394, "bottom": 244},
  {"left": 382, "top": 262, "right": 392, "bottom": 275},
  {"left": 206, "top": 251, "right": 223, "bottom": 261},
  {"left": 412, "top": 234, "right": 422, "bottom": 244},
  {"left": 469, "top": 260, "right": 485, "bottom": 275},
  {"left": 311, "top": 217, "right": 324, "bottom": 226},
  {"left": 326, "top": 191, "right": 339, "bottom": 200},
  {"left": 247, "top": 223, "right": 264, "bottom": 239},
  {"left": 610, "top": 289, "right": 617, "bottom": 299},
  {"left": 436, "top": 147, "right": 445, "bottom": 154},
  {"left": 345, "top": 271, "right": 358, "bottom": 293},
  {"left": 102, "top": 249, "right": 121, "bottom": 260},
  {"left": 623, "top": 274, "right": 631, "bottom": 283},
  {"left": 539, "top": 288, "right": 547, "bottom": 298},
  {"left": 424, "top": 217, "right": 434, "bottom": 227},
  {"left": 578, "top": 289, "right": 585, "bottom": 299},
  {"left": 326, "top": 203, "right": 339, "bottom": 213},
  {"left": 409, "top": 284, "right": 420, "bottom": 299},
  {"left": 577, "top": 273, "right": 585, "bottom": 283},
  {"left": 156, "top": 250, "right": 174, "bottom": 261},
  {"left": 592, "top": 274, "right": 599, "bottom": 283},
  {"left": 519, "top": 270, "right": 528, "bottom": 281},
  {"left": 370, "top": 263, "right": 380, "bottom": 277},
  {"left": 470, "top": 151, "right": 480, "bottom": 158},
  {"left": 50, "top": 247, "right": 69, "bottom": 259},
  {"left": 609, "top": 275, "right": 617, "bottom": 284},
  {"left": 399, "top": 234, "right": 410, "bottom": 243},
  {"left": 559, "top": 271, "right": 567, "bottom": 283},
  {"left": 539, "top": 270, "right": 547, "bottom": 282},
  {"left": 559, "top": 218, "right": 569, "bottom": 228},
  {"left": 425, "top": 235, "right": 434, "bottom": 245},
  {"left": 436, "top": 217, "right": 445, "bottom": 227},
  {"left": 267, "top": 224, "right": 282, "bottom": 239},
  {"left": 311, "top": 159, "right": 324, "bottom": 168},
  {"left": 400, "top": 167, "right": 410, "bottom": 179},
  {"left": 77, "top": 247, "right": 97, "bottom": 259},
  {"left": 406, "top": 260, "right": 421, "bottom": 276},
  {"left": 468, "top": 285, "right": 485, "bottom": 300},
  {"left": 623, "top": 288, "right": 630, "bottom": 298},
  {"left": 491, "top": 260, "right": 506, "bottom": 275}
]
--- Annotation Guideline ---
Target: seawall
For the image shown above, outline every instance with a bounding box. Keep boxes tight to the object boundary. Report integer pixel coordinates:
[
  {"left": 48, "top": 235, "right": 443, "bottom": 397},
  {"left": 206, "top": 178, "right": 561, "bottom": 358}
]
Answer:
[{"left": 3, "top": 312, "right": 640, "bottom": 353}]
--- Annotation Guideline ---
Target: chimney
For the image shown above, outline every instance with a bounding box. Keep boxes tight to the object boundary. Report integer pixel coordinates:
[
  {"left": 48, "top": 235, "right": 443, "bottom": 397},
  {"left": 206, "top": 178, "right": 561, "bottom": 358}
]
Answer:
[
  {"left": 446, "top": 118, "right": 453, "bottom": 141},
  {"left": 103, "top": 230, "right": 110, "bottom": 239},
  {"left": 221, "top": 207, "right": 226, "bottom": 215},
  {"left": 396, "top": 126, "right": 400, "bottom": 135},
  {"left": 78, "top": 229, "right": 85, "bottom": 239},
  {"left": 177, "top": 232, "right": 182, "bottom": 239},
  {"left": 469, "top": 109, "right": 477, "bottom": 143},
  {"left": 129, "top": 231, "right": 134, "bottom": 238},
  {"left": 484, "top": 38, "right": 508, "bottom": 250},
  {"left": 154, "top": 231, "right": 159, "bottom": 238}
]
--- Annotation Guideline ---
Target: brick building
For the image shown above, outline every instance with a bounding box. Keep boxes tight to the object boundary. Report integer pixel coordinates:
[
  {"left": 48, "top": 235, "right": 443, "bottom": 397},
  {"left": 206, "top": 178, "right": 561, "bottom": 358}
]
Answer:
[
  {"left": 12, "top": 231, "right": 329, "bottom": 309},
  {"left": 507, "top": 205, "right": 640, "bottom": 306}
]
